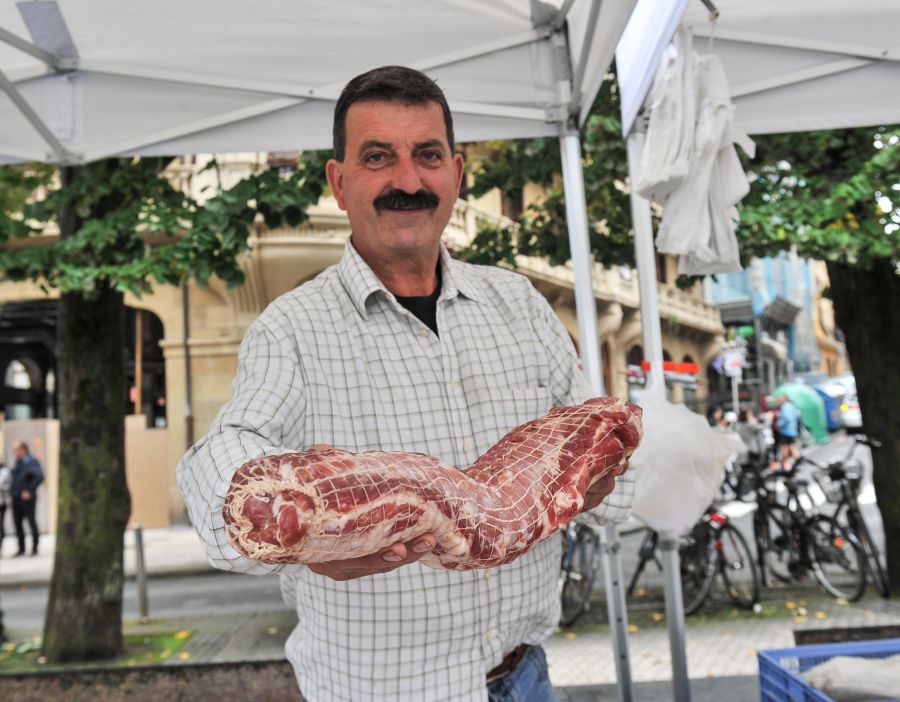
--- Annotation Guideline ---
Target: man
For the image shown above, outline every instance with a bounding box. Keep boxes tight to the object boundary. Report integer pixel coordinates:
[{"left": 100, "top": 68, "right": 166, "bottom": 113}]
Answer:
[
  {"left": 776, "top": 394, "right": 801, "bottom": 468},
  {"left": 10, "top": 440, "right": 43, "bottom": 557},
  {"left": 178, "top": 66, "right": 634, "bottom": 702}
]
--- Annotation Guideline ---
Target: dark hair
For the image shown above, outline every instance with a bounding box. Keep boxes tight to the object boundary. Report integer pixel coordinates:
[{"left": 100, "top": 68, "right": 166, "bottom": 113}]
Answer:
[{"left": 332, "top": 65, "right": 455, "bottom": 162}]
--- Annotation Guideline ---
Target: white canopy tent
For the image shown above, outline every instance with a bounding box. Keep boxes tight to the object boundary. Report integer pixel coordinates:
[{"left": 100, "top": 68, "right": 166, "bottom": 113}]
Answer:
[
  {"left": 0, "top": 0, "right": 637, "bottom": 163},
  {"left": 618, "top": 1, "right": 900, "bottom": 699},
  {"left": 0, "top": 1, "right": 641, "bottom": 699},
  {"left": 4, "top": 0, "right": 898, "bottom": 699}
]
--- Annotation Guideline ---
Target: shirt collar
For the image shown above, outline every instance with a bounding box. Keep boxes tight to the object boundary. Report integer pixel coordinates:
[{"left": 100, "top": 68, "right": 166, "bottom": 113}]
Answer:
[
  {"left": 337, "top": 239, "right": 485, "bottom": 318},
  {"left": 438, "top": 244, "right": 484, "bottom": 305}
]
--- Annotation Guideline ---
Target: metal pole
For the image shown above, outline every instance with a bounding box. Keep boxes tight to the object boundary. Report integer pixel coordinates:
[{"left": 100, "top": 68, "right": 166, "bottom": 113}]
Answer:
[
  {"left": 133, "top": 523, "right": 150, "bottom": 623},
  {"left": 627, "top": 128, "right": 691, "bottom": 699},
  {"left": 559, "top": 127, "right": 634, "bottom": 702},
  {"left": 134, "top": 310, "right": 143, "bottom": 415},
  {"left": 626, "top": 130, "right": 665, "bottom": 395},
  {"left": 559, "top": 129, "right": 604, "bottom": 393},
  {"left": 181, "top": 282, "right": 194, "bottom": 449},
  {"left": 660, "top": 537, "right": 691, "bottom": 702}
]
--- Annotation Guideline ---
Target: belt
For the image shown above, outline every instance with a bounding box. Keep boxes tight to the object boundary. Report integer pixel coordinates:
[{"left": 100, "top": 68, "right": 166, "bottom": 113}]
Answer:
[{"left": 486, "top": 644, "right": 530, "bottom": 683}]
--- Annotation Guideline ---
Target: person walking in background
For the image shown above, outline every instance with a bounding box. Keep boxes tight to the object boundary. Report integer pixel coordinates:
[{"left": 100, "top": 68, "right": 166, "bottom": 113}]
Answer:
[
  {"left": 0, "top": 461, "right": 11, "bottom": 555},
  {"left": 735, "top": 408, "right": 766, "bottom": 469},
  {"left": 10, "top": 440, "right": 43, "bottom": 557},
  {"left": 707, "top": 405, "right": 724, "bottom": 428},
  {"left": 776, "top": 395, "right": 801, "bottom": 469}
]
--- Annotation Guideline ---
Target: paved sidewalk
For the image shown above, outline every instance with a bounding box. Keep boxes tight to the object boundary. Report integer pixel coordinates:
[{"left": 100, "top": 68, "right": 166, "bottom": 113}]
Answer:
[
  {"left": 3, "top": 525, "right": 900, "bottom": 701},
  {"left": 0, "top": 525, "right": 214, "bottom": 587}
]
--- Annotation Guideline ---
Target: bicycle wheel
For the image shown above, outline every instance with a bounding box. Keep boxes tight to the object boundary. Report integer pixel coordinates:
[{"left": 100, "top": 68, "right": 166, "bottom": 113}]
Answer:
[
  {"left": 760, "top": 506, "right": 796, "bottom": 584},
  {"left": 717, "top": 522, "right": 760, "bottom": 609},
  {"left": 807, "top": 516, "right": 867, "bottom": 602},
  {"left": 847, "top": 509, "right": 891, "bottom": 598},
  {"left": 559, "top": 527, "right": 600, "bottom": 626},
  {"left": 679, "top": 527, "right": 716, "bottom": 615}
]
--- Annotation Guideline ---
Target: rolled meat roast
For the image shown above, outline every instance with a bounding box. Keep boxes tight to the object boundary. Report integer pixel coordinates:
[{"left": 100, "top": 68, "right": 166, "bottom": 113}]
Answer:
[{"left": 224, "top": 396, "right": 643, "bottom": 570}]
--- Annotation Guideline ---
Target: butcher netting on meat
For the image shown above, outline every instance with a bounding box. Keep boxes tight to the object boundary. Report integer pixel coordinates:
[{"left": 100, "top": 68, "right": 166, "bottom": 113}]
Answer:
[{"left": 223, "top": 396, "right": 643, "bottom": 570}]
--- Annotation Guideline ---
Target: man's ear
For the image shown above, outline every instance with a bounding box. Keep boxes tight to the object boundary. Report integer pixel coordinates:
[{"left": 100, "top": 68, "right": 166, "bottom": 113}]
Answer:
[
  {"left": 453, "top": 152, "right": 465, "bottom": 197},
  {"left": 326, "top": 159, "right": 346, "bottom": 210}
]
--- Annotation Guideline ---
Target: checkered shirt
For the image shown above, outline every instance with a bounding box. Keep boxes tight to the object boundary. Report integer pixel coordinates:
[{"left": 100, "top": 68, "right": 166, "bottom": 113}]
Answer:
[{"left": 177, "top": 241, "right": 634, "bottom": 702}]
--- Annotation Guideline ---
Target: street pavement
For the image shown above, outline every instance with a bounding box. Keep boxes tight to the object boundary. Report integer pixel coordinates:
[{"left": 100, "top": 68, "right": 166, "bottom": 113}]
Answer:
[{"left": 0, "top": 432, "right": 897, "bottom": 700}]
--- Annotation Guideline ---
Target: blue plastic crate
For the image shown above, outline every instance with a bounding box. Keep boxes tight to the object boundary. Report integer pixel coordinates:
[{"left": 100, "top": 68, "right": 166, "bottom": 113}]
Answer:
[{"left": 759, "top": 637, "right": 900, "bottom": 702}]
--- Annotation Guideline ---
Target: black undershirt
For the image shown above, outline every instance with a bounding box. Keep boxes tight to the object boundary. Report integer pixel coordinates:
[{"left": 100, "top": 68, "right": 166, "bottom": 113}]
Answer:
[{"left": 395, "top": 268, "right": 441, "bottom": 337}]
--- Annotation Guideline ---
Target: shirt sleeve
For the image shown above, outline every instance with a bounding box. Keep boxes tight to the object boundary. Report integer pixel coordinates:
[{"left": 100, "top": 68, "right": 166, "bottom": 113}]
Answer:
[
  {"left": 176, "top": 317, "right": 309, "bottom": 575},
  {"left": 528, "top": 285, "right": 635, "bottom": 525}
]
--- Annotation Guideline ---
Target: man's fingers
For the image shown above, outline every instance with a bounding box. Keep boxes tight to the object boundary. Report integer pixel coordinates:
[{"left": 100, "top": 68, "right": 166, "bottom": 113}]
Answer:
[
  {"left": 381, "top": 543, "right": 408, "bottom": 563},
  {"left": 583, "top": 474, "right": 616, "bottom": 511},
  {"left": 410, "top": 534, "right": 436, "bottom": 554},
  {"left": 309, "top": 535, "right": 438, "bottom": 581}
]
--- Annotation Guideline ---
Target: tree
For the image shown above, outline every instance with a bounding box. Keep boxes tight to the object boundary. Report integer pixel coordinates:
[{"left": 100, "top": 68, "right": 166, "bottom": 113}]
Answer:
[
  {"left": 736, "top": 128, "right": 900, "bottom": 588},
  {"left": 465, "top": 79, "right": 900, "bottom": 588},
  {"left": 460, "top": 75, "right": 637, "bottom": 269},
  {"left": 0, "top": 153, "right": 327, "bottom": 661}
]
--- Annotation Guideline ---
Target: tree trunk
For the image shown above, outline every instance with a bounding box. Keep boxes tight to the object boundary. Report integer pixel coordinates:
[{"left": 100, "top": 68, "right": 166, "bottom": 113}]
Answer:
[
  {"left": 42, "top": 165, "right": 131, "bottom": 662},
  {"left": 827, "top": 259, "right": 900, "bottom": 592}
]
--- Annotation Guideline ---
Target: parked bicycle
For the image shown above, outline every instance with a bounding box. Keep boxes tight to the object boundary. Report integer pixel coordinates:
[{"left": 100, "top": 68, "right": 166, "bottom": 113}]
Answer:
[
  {"left": 800, "top": 435, "right": 890, "bottom": 598},
  {"left": 626, "top": 503, "right": 759, "bottom": 615},
  {"left": 558, "top": 514, "right": 602, "bottom": 626},
  {"left": 749, "top": 460, "right": 867, "bottom": 601}
]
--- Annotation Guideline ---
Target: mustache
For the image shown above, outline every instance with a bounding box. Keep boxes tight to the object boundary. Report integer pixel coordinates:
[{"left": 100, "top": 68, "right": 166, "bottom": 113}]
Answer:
[{"left": 373, "top": 189, "right": 440, "bottom": 212}]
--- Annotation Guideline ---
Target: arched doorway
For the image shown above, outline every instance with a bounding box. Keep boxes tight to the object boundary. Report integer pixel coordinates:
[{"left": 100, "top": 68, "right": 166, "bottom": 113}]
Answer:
[
  {"left": 125, "top": 308, "right": 167, "bottom": 428},
  {"left": 625, "top": 344, "right": 644, "bottom": 401},
  {"left": 681, "top": 354, "right": 699, "bottom": 412},
  {"left": 0, "top": 300, "right": 57, "bottom": 419}
]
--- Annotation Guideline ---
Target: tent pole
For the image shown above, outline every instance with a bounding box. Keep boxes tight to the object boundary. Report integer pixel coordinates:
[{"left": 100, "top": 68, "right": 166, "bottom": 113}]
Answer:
[
  {"left": 626, "top": 129, "right": 692, "bottom": 701},
  {"left": 559, "top": 127, "right": 634, "bottom": 702},
  {"left": 625, "top": 129, "right": 665, "bottom": 391},
  {"left": 660, "top": 537, "right": 691, "bottom": 702}
]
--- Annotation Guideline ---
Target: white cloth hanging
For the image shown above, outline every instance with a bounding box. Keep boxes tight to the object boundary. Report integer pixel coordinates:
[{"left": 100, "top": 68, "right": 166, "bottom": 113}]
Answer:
[
  {"left": 635, "top": 27, "right": 755, "bottom": 276},
  {"left": 634, "top": 27, "right": 696, "bottom": 203}
]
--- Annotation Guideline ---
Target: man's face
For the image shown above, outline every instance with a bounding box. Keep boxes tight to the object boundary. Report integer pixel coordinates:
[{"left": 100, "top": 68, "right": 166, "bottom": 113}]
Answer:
[
  {"left": 326, "top": 100, "right": 464, "bottom": 268},
  {"left": 13, "top": 444, "right": 25, "bottom": 459}
]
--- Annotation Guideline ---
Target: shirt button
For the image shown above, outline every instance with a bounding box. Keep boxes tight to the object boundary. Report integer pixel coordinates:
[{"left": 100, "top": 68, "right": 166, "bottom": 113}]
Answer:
[
  {"left": 463, "top": 442, "right": 472, "bottom": 453},
  {"left": 419, "top": 328, "right": 429, "bottom": 337},
  {"left": 485, "top": 628, "right": 498, "bottom": 641},
  {"left": 484, "top": 569, "right": 494, "bottom": 579}
]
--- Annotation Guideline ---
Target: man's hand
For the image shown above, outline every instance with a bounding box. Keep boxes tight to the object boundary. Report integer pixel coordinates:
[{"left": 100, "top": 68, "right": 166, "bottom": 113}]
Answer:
[
  {"left": 582, "top": 473, "right": 616, "bottom": 512},
  {"left": 306, "top": 533, "right": 437, "bottom": 581},
  {"left": 21, "top": 490, "right": 32, "bottom": 500}
]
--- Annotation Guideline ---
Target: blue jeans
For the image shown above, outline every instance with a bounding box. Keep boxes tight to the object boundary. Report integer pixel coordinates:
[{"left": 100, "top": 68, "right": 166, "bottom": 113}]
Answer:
[{"left": 487, "top": 645, "right": 557, "bottom": 702}]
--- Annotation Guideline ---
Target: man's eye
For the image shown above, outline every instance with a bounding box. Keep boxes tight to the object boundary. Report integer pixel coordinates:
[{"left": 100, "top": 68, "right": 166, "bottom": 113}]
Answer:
[
  {"left": 366, "top": 153, "right": 386, "bottom": 164},
  {"left": 420, "top": 151, "right": 441, "bottom": 161}
]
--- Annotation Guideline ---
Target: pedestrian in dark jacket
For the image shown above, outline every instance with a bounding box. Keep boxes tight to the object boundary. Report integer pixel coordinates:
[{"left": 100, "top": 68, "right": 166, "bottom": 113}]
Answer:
[{"left": 10, "top": 441, "right": 43, "bottom": 556}]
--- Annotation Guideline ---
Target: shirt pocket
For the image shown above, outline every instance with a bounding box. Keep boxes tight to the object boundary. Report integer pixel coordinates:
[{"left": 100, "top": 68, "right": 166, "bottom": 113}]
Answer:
[{"left": 468, "top": 385, "right": 555, "bottom": 455}]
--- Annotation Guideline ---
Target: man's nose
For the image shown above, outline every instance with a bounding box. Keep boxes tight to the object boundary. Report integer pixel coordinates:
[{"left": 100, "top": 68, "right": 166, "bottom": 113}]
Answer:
[{"left": 390, "top": 154, "right": 425, "bottom": 193}]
